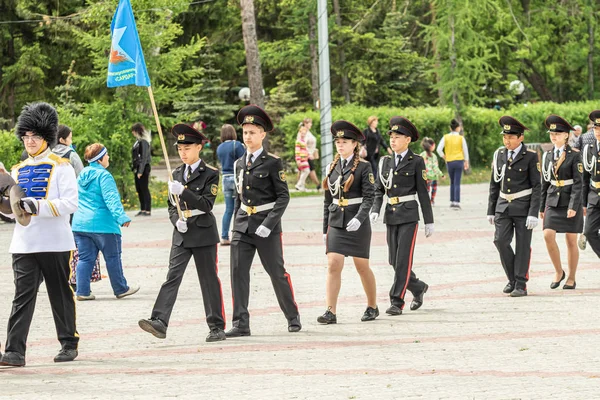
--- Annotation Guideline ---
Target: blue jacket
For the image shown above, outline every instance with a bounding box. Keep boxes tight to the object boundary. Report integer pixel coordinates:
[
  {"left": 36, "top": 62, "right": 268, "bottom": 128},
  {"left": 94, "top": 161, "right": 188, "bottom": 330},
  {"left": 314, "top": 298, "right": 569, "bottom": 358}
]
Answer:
[{"left": 72, "top": 163, "right": 131, "bottom": 234}]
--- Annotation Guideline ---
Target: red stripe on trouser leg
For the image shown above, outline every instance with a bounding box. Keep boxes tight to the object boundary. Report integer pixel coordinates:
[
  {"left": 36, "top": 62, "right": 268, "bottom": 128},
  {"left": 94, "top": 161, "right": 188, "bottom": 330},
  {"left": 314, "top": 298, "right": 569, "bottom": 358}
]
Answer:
[
  {"left": 399, "top": 223, "right": 419, "bottom": 303},
  {"left": 280, "top": 232, "right": 298, "bottom": 308},
  {"left": 214, "top": 244, "right": 226, "bottom": 329},
  {"left": 525, "top": 246, "right": 532, "bottom": 290}
]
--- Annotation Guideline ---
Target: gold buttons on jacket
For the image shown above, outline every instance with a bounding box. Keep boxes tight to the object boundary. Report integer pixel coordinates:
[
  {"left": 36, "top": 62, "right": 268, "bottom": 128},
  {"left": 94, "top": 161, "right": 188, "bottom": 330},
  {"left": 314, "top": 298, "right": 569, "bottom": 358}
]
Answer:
[
  {"left": 246, "top": 186, "right": 250, "bottom": 189},
  {"left": 507, "top": 189, "right": 511, "bottom": 193},
  {"left": 246, "top": 171, "right": 250, "bottom": 175},
  {"left": 508, "top": 167, "right": 512, "bottom": 170},
  {"left": 507, "top": 178, "right": 511, "bottom": 182},
  {"left": 392, "top": 207, "right": 396, "bottom": 211},
  {"left": 394, "top": 184, "right": 397, "bottom": 188},
  {"left": 394, "top": 172, "right": 398, "bottom": 175},
  {"left": 248, "top": 199, "right": 252, "bottom": 203}
]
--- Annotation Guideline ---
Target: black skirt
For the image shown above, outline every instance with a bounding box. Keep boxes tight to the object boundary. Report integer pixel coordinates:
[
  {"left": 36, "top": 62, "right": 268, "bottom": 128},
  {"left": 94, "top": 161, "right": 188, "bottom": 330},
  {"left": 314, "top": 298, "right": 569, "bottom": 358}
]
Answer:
[
  {"left": 326, "top": 220, "right": 372, "bottom": 258},
  {"left": 543, "top": 205, "right": 584, "bottom": 233}
]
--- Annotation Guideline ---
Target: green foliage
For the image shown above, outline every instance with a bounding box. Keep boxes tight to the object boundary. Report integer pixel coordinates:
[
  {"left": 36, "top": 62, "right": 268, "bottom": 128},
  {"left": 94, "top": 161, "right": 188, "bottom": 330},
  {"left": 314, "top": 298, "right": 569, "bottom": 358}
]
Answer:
[
  {"left": 0, "top": 131, "right": 25, "bottom": 169},
  {"left": 280, "top": 101, "right": 600, "bottom": 167}
]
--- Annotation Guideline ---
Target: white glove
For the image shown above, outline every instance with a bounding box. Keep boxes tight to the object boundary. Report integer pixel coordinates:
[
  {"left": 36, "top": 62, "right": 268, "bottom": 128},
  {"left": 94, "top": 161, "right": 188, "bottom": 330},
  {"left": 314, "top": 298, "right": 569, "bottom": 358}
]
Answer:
[
  {"left": 323, "top": 234, "right": 327, "bottom": 246},
  {"left": 255, "top": 225, "right": 272, "bottom": 238},
  {"left": 346, "top": 218, "right": 361, "bottom": 232},
  {"left": 369, "top": 213, "right": 378, "bottom": 224},
  {"left": 487, "top": 215, "right": 494, "bottom": 225},
  {"left": 168, "top": 180, "right": 184, "bottom": 196},
  {"left": 175, "top": 219, "right": 188, "bottom": 233},
  {"left": 425, "top": 223, "right": 434, "bottom": 238},
  {"left": 21, "top": 197, "right": 38, "bottom": 214},
  {"left": 526, "top": 216, "right": 538, "bottom": 230}
]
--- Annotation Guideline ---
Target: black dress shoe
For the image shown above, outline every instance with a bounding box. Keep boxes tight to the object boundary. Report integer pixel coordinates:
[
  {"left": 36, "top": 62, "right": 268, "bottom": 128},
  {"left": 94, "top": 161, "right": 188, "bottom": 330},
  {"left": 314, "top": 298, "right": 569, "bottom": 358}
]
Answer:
[
  {"left": 317, "top": 309, "right": 337, "bottom": 324},
  {"left": 410, "top": 284, "right": 429, "bottom": 311},
  {"left": 138, "top": 318, "right": 167, "bottom": 339},
  {"left": 563, "top": 282, "right": 576, "bottom": 290},
  {"left": 225, "top": 326, "right": 251, "bottom": 337},
  {"left": 54, "top": 348, "right": 78, "bottom": 362},
  {"left": 206, "top": 328, "right": 226, "bottom": 342},
  {"left": 510, "top": 288, "right": 527, "bottom": 297},
  {"left": 361, "top": 306, "right": 379, "bottom": 321},
  {"left": 550, "top": 270, "right": 566, "bottom": 289},
  {"left": 0, "top": 352, "right": 25, "bottom": 367},
  {"left": 385, "top": 305, "right": 403, "bottom": 316},
  {"left": 503, "top": 282, "right": 515, "bottom": 294},
  {"left": 288, "top": 316, "right": 302, "bottom": 332}
]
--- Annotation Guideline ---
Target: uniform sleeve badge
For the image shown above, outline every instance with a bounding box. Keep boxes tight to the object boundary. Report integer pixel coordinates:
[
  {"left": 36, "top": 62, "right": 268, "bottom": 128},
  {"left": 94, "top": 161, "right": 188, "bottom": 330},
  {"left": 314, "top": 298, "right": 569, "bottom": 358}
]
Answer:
[
  {"left": 279, "top": 170, "right": 286, "bottom": 182},
  {"left": 537, "top": 162, "right": 541, "bottom": 172},
  {"left": 210, "top": 184, "right": 218, "bottom": 196},
  {"left": 578, "top": 163, "right": 583, "bottom": 174},
  {"left": 422, "top": 170, "right": 427, "bottom": 180},
  {"left": 368, "top": 173, "right": 375, "bottom": 184}
]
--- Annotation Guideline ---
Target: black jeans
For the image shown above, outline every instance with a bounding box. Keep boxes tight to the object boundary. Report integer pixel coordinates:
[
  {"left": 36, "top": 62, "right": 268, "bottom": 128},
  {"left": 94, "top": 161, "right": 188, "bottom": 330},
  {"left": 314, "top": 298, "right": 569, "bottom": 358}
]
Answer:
[{"left": 134, "top": 164, "right": 151, "bottom": 212}]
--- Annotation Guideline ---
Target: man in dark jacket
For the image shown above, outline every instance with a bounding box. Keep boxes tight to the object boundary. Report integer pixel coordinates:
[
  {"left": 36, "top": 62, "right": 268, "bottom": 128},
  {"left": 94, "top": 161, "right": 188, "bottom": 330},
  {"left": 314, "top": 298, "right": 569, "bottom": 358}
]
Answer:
[
  {"left": 487, "top": 116, "right": 541, "bottom": 297},
  {"left": 138, "top": 123, "right": 226, "bottom": 343}
]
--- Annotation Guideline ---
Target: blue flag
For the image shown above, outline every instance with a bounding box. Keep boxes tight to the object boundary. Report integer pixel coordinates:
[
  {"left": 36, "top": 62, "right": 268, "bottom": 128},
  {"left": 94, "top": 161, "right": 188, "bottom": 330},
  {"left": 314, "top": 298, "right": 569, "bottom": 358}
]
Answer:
[{"left": 107, "top": 0, "right": 151, "bottom": 87}]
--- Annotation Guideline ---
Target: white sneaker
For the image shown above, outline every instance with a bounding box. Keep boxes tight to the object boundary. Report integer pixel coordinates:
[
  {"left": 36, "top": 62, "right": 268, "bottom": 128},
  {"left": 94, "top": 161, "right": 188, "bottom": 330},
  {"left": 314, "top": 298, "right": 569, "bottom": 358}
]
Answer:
[
  {"left": 76, "top": 294, "right": 96, "bottom": 301},
  {"left": 116, "top": 285, "right": 140, "bottom": 299}
]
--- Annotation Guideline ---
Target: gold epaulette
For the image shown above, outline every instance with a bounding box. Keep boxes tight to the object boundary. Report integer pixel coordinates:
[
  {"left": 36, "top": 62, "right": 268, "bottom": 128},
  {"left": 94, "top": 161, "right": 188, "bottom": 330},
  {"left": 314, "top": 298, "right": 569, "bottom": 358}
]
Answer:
[
  {"left": 359, "top": 158, "right": 369, "bottom": 163},
  {"left": 527, "top": 148, "right": 536, "bottom": 153},
  {"left": 204, "top": 163, "right": 218, "bottom": 171},
  {"left": 48, "top": 153, "right": 71, "bottom": 165},
  {"left": 267, "top": 152, "right": 280, "bottom": 159}
]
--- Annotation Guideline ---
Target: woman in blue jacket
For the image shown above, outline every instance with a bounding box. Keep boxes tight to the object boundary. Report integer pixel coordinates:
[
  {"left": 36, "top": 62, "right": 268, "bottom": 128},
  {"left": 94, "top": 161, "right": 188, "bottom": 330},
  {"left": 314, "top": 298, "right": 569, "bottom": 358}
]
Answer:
[{"left": 72, "top": 143, "right": 139, "bottom": 300}]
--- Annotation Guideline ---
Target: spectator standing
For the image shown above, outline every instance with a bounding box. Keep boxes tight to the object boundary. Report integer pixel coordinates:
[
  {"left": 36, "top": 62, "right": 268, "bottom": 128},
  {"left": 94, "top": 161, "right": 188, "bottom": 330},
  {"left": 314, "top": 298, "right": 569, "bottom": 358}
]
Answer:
[
  {"left": 568, "top": 125, "right": 583, "bottom": 148},
  {"left": 72, "top": 143, "right": 139, "bottom": 301},
  {"left": 362, "top": 116, "right": 392, "bottom": 178},
  {"left": 295, "top": 125, "right": 310, "bottom": 191},
  {"left": 131, "top": 122, "right": 152, "bottom": 216},
  {"left": 303, "top": 118, "right": 321, "bottom": 189},
  {"left": 437, "top": 119, "right": 470, "bottom": 210},
  {"left": 419, "top": 137, "right": 444, "bottom": 205},
  {"left": 216, "top": 124, "right": 245, "bottom": 246}
]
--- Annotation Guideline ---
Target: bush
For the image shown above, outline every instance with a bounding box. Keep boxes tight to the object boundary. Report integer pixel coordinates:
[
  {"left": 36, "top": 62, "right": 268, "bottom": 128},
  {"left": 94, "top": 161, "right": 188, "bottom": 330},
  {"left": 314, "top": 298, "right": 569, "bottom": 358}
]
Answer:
[{"left": 279, "top": 101, "right": 599, "bottom": 168}]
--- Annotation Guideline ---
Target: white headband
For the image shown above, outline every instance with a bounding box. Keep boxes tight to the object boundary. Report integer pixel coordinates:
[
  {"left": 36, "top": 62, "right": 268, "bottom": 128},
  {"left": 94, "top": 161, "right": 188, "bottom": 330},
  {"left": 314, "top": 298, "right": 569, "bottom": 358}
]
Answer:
[{"left": 87, "top": 147, "right": 107, "bottom": 163}]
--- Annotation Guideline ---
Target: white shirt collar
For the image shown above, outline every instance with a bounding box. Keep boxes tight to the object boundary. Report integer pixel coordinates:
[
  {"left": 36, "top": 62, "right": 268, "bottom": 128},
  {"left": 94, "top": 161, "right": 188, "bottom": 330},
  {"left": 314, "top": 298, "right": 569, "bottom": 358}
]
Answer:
[
  {"left": 395, "top": 149, "right": 409, "bottom": 159},
  {"left": 247, "top": 147, "right": 263, "bottom": 162},
  {"left": 341, "top": 154, "right": 354, "bottom": 166},
  {"left": 186, "top": 158, "right": 202, "bottom": 173},
  {"left": 554, "top": 145, "right": 565, "bottom": 153},
  {"left": 508, "top": 144, "right": 522, "bottom": 155}
]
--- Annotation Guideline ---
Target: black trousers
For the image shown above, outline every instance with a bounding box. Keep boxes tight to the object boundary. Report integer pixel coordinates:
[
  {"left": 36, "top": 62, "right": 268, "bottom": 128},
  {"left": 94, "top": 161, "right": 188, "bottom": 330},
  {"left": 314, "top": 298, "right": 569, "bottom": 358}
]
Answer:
[
  {"left": 386, "top": 222, "right": 427, "bottom": 309},
  {"left": 584, "top": 205, "right": 600, "bottom": 258},
  {"left": 134, "top": 164, "right": 151, "bottom": 212},
  {"left": 493, "top": 212, "right": 532, "bottom": 289},
  {"left": 230, "top": 231, "right": 299, "bottom": 329},
  {"left": 5, "top": 252, "right": 78, "bottom": 356},
  {"left": 151, "top": 244, "right": 225, "bottom": 330}
]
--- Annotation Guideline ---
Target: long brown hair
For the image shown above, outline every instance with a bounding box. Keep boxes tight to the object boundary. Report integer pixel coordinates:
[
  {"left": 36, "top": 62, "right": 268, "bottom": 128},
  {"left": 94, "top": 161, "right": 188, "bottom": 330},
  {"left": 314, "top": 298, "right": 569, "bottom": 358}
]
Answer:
[{"left": 322, "top": 142, "right": 361, "bottom": 192}]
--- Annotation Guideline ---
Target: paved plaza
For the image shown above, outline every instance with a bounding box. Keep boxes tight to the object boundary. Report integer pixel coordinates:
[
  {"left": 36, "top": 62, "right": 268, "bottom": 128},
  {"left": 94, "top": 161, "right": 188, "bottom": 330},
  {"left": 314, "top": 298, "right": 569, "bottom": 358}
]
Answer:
[{"left": 1, "top": 183, "right": 600, "bottom": 399}]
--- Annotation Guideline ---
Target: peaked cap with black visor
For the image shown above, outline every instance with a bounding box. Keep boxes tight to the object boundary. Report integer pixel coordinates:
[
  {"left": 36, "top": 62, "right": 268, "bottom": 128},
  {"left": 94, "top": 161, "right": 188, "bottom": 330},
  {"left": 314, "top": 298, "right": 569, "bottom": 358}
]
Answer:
[
  {"left": 544, "top": 114, "right": 574, "bottom": 133},
  {"left": 172, "top": 123, "right": 208, "bottom": 145},
  {"left": 386, "top": 116, "right": 419, "bottom": 141},
  {"left": 331, "top": 120, "right": 365, "bottom": 141},
  {"left": 498, "top": 116, "right": 529, "bottom": 135},
  {"left": 589, "top": 110, "right": 600, "bottom": 127},
  {"left": 237, "top": 105, "right": 274, "bottom": 132}
]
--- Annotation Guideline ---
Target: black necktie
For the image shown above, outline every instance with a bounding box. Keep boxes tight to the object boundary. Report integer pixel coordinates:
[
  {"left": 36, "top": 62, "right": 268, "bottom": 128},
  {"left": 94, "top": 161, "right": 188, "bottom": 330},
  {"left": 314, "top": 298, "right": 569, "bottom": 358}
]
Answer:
[
  {"left": 555, "top": 149, "right": 560, "bottom": 161},
  {"left": 186, "top": 166, "right": 192, "bottom": 182},
  {"left": 396, "top": 155, "right": 402, "bottom": 166},
  {"left": 247, "top": 154, "right": 253, "bottom": 168},
  {"left": 342, "top": 159, "right": 348, "bottom": 170},
  {"left": 508, "top": 151, "right": 514, "bottom": 163}
]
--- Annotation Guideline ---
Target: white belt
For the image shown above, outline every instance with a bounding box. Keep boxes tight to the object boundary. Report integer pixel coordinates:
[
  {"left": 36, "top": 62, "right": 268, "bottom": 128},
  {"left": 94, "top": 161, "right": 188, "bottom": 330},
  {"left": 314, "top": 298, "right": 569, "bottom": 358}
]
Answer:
[
  {"left": 499, "top": 188, "right": 533, "bottom": 202},
  {"left": 182, "top": 209, "right": 205, "bottom": 218},
  {"left": 387, "top": 194, "right": 417, "bottom": 205},
  {"left": 550, "top": 179, "right": 573, "bottom": 187},
  {"left": 242, "top": 202, "right": 275, "bottom": 215},
  {"left": 333, "top": 197, "right": 363, "bottom": 206}
]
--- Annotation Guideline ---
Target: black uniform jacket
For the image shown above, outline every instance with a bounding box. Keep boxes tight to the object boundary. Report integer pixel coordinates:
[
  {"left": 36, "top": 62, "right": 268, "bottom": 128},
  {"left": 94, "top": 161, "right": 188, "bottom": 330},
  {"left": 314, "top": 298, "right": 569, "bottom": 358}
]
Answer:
[
  {"left": 233, "top": 151, "right": 290, "bottom": 234},
  {"left": 582, "top": 141, "right": 600, "bottom": 207},
  {"left": 487, "top": 144, "right": 541, "bottom": 217},
  {"left": 169, "top": 161, "right": 220, "bottom": 248},
  {"left": 371, "top": 150, "right": 433, "bottom": 226},
  {"left": 323, "top": 158, "right": 374, "bottom": 234},
  {"left": 540, "top": 145, "right": 582, "bottom": 211}
]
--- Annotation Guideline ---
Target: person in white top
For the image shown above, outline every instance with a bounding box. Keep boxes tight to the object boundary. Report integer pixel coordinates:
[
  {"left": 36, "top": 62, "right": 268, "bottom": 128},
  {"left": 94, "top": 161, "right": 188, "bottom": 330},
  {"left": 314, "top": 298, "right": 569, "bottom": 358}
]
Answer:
[
  {"left": 302, "top": 118, "right": 322, "bottom": 189},
  {"left": 0, "top": 102, "right": 79, "bottom": 367}
]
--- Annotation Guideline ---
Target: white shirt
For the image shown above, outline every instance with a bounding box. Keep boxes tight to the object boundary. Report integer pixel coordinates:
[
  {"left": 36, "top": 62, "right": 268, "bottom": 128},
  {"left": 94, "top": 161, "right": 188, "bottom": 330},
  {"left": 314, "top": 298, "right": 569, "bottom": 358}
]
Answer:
[
  {"left": 247, "top": 147, "right": 264, "bottom": 165},
  {"left": 394, "top": 149, "right": 409, "bottom": 166},
  {"left": 305, "top": 130, "right": 317, "bottom": 156},
  {"left": 507, "top": 143, "right": 523, "bottom": 161},
  {"left": 8, "top": 148, "right": 78, "bottom": 253},
  {"left": 340, "top": 154, "right": 354, "bottom": 169},
  {"left": 185, "top": 158, "right": 202, "bottom": 178},
  {"left": 553, "top": 145, "right": 564, "bottom": 160},
  {"left": 437, "top": 131, "right": 470, "bottom": 162}
]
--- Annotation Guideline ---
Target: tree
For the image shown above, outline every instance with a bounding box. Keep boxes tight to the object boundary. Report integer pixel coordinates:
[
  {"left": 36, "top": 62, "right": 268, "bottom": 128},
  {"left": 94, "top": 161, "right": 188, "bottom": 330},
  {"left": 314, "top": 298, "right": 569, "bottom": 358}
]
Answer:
[{"left": 240, "top": 0, "right": 265, "bottom": 108}]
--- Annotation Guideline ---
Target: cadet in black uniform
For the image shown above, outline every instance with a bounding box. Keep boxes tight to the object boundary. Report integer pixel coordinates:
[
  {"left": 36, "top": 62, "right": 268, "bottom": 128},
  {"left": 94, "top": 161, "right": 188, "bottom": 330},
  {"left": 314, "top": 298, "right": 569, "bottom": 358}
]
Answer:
[
  {"left": 540, "top": 115, "right": 583, "bottom": 290},
  {"left": 581, "top": 110, "right": 600, "bottom": 260},
  {"left": 487, "top": 116, "right": 541, "bottom": 297},
  {"left": 317, "top": 120, "right": 378, "bottom": 324},
  {"left": 370, "top": 117, "right": 434, "bottom": 316},
  {"left": 139, "top": 124, "right": 226, "bottom": 343},
  {"left": 226, "top": 105, "right": 301, "bottom": 337}
]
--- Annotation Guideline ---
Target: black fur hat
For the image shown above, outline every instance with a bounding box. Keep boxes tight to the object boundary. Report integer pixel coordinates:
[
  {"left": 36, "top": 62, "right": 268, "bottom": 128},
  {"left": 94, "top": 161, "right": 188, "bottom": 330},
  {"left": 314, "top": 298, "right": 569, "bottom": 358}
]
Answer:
[{"left": 15, "top": 102, "right": 59, "bottom": 146}]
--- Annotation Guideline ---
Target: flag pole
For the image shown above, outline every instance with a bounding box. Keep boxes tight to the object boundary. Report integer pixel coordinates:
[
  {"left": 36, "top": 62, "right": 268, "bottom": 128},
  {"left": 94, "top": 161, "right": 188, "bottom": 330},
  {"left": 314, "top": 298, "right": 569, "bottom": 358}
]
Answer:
[{"left": 147, "top": 85, "right": 183, "bottom": 219}]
